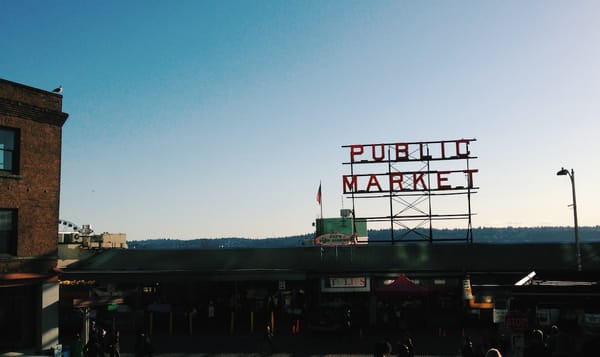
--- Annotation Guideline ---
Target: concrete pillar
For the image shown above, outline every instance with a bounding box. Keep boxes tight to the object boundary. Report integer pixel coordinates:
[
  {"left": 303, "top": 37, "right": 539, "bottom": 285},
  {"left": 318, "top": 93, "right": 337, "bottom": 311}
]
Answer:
[{"left": 39, "top": 282, "right": 60, "bottom": 352}]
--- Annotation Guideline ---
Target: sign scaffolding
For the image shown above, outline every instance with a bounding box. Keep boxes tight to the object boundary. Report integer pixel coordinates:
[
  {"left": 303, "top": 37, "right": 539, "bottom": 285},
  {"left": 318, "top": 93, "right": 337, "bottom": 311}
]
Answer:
[{"left": 342, "top": 139, "right": 478, "bottom": 243}]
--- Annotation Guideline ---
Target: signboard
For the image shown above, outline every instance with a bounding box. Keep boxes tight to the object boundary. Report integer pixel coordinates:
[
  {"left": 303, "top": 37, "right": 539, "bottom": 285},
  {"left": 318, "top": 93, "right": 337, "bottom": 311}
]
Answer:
[
  {"left": 494, "top": 308, "right": 508, "bottom": 324},
  {"left": 462, "top": 277, "right": 473, "bottom": 300},
  {"left": 343, "top": 139, "right": 477, "bottom": 193},
  {"left": 342, "top": 138, "right": 478, "bottom": 243},
  {"left": 321, "top": 277, "right": 370, "bottom": 293},
  {"left": 314, "top": 232, "right": 357, "bottom": 246}
]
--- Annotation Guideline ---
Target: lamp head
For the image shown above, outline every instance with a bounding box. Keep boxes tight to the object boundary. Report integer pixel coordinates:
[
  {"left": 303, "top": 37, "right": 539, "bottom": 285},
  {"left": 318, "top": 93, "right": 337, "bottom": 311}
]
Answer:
[{"left": 556, "top": 168, "right": 569, "bottom": 176}]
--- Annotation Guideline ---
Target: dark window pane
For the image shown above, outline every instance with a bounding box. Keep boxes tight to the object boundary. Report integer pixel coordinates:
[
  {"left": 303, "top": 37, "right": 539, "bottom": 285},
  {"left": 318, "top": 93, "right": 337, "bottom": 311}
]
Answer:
[
  {"left": 0, "top": 210, "right": 15, "bottom": 254},
  {"left": 0, "top": 129, "right": 15, "bottom": 149}
]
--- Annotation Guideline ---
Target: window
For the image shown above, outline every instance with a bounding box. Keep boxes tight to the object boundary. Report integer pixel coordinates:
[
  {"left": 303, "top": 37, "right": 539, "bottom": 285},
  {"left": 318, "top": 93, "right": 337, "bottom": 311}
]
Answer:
[
  {"left": 0, "top": 209, "right": 17, "bottom": 255},
  {"left": 0, "top": 127, "right": 19, "bottom": 174}
]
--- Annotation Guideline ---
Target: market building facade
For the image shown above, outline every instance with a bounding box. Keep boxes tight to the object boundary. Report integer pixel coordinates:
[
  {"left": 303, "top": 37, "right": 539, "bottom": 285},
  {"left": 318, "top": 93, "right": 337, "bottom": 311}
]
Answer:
[{"left": 59, "top": 240, "right": 600, "bottom": 355}]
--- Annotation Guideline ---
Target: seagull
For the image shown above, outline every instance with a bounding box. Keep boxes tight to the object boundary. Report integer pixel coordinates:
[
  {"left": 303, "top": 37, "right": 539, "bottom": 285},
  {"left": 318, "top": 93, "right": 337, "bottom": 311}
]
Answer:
[{"left": 52, "top": 85, "right": 63, "bottom": 93}]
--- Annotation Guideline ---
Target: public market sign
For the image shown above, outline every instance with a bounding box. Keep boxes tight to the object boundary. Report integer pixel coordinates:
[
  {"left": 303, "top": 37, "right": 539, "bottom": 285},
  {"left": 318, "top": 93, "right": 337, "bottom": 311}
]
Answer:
[{"left": 342, "top": 139, "right": 478, "bottom": 193}]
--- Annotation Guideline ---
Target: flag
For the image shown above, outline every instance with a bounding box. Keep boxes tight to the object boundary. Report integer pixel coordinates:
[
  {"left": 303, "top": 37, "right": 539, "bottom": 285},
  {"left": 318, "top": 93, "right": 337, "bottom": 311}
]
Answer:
[{"left": 316, "top": 183, "right": 322, "bottom": 205}]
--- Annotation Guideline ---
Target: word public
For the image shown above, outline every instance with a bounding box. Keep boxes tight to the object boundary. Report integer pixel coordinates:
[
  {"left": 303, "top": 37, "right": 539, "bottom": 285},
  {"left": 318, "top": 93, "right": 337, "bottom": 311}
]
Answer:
[
  {"left": 347, "top": 139, "right": 474, "bottom": 163},
  {"left": 343, "top": 139, "right": 478, "bottom": 193}
]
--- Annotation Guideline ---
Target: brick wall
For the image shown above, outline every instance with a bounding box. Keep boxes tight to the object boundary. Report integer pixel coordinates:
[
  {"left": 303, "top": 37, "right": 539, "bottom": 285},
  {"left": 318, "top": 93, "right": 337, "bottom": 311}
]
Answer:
[{"left": 0, "top": 79, "right": 68, "bottom": 261}]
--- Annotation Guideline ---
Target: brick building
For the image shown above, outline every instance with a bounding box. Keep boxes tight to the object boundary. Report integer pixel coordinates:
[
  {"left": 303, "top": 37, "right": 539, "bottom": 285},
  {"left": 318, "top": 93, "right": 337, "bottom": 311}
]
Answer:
[{"left": 0, "top": 78, "right": 68, "bottom": 353}]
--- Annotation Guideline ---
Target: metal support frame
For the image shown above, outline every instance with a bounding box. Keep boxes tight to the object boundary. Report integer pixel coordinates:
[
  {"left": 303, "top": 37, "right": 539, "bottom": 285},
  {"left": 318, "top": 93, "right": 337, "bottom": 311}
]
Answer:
[{"left": 343, "top": 140, "right": 477, "bottom": 244}]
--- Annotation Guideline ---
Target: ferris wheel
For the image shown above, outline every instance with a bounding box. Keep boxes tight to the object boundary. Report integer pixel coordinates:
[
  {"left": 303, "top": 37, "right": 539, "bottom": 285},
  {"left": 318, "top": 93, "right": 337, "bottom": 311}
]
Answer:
[{"left": 58, "top": 219, "right": 94, "bottom": 235}]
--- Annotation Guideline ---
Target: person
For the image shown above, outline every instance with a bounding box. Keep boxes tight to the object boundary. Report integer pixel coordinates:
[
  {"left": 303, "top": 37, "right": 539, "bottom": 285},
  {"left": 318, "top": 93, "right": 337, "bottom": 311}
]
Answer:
[
  {"left": 89, "top": 321, "right": 98, "bottom": 341},
  {"left": 98, "top": 329, "right": 108, "bottom": 357},
  {"left": 84, "top": 331, "right": 102, "bottom": 357},
  {"left": 207, "top": 300, "right": 215, "bottom": 332},
  {"left": 373, "top": 339, "right": 392, "bottom": 357},
  {"left": 545, "top": 325, "right": 559, "bottom": 353},
  {"left": 262, "top": 323, "right": 274, "bottom": 355},
  {"left": 71, "top": 333, "right": 84, "bottom": 357},
  {"left": 107, "top": 330, "right": 120, "bottom": 357},
  {"left": 134, "top": 331, "right": 153, "bottom": 357},
  {"left": 524, "top": 329, "right": 548, "bottom": 357},
  {"left": 548, "top": 324, "right": 572, "bottom": 357},
  {"left": 461, "top": 336, "right": 475, "bottom": 357},
  {"left": 396, "top": 332, "right": 414, "bottom": 357},
  {"left": 485, "top": 348, "right": 502, "bottom": 357},
  {"left": 397, "top": 343, "right": 411, "bottom": 357},
  {"left": 344, "top": 307, "right": 353, "bottom": 340}
]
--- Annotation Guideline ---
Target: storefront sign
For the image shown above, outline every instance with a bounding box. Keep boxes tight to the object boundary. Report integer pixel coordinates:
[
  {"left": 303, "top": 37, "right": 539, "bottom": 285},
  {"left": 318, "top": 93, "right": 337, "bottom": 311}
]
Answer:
[
  {"left": 462, "top": 277, "right": 473, "bottom": 300},
  {"left": 321, "top": 277, "right": 370, "bottom": 292},
  {"left": 314, "top": 232, "right": 357, "bottom": 246},
  {"left": 494, "top": 308, "right": 508, "bottom": 324}
]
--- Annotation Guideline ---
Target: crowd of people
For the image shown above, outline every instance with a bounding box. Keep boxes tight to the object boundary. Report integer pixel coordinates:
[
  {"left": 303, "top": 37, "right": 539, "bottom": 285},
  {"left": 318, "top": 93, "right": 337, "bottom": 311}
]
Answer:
[
  {"left": 459, "top": 324, "right": 600, "bottom": 357},
  {"left": 67, "top": 318, "right": 597, "bottom": 357},
  {"left": 74, "top": 321, "right": 152, "bottom": 357},
  {"left": 76, "top": 322, "right": 122, "bottom": 357},
  {"left": 368, "top": 323, "right": 598, "bottom": 357}
]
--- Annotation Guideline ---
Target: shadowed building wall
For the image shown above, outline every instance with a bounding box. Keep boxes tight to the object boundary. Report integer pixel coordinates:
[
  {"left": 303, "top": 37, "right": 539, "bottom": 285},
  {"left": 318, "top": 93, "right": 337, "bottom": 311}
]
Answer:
[{"left": 0, "top": 78, "right": 68, "bottom": 353}]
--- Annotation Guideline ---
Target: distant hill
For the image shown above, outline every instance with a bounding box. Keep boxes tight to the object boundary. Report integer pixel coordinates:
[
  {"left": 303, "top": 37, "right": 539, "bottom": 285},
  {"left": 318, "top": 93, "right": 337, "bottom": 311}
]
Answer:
[
  {"left": 128, "top": 234, "right": 313, "bottom": 249},
  {"left": 128, "top": 226, "right": 600, "bottom": 249}
]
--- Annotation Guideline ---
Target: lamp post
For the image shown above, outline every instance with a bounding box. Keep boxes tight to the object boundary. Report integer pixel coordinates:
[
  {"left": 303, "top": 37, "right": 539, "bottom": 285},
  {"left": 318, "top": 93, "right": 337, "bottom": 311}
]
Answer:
[{"left": 556, "top": 167, "right": 582, "bottom": 271}]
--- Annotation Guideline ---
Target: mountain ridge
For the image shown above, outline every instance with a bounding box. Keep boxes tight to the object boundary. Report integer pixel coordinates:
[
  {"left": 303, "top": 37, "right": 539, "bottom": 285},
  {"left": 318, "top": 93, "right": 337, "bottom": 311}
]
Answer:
[{"left": 128, "top": 226, "right": 600, "bottom": 249}]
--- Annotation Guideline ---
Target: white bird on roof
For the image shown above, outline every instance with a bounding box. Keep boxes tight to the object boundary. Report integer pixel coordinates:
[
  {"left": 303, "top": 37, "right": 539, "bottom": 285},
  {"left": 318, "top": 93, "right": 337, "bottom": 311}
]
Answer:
[{"left": 52, "top": 85, "right": 62, "bottom": 93}]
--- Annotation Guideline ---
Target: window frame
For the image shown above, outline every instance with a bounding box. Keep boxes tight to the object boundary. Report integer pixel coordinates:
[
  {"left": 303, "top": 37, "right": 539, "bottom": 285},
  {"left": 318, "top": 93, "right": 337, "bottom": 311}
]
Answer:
[{"left": 0, "top": 126, "right": 20, "bottom": 175}]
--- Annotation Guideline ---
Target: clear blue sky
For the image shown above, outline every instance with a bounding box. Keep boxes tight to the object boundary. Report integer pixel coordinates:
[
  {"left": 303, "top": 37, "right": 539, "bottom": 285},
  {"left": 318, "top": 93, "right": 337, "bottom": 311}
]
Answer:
[{"left": 2, "top": 1, "right": 599, "bottom": 240}]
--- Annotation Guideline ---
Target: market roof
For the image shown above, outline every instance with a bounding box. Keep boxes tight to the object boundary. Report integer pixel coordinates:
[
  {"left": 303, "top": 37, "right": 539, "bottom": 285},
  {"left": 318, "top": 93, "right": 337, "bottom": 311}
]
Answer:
[{"left": 60, "top": 242, "right": 600, "bottom": 283}]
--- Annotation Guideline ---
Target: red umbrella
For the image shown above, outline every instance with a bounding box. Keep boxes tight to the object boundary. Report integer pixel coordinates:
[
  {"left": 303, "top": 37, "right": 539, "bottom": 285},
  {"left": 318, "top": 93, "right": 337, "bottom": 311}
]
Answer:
[{"left": 375, "top": 275, "right": 431, "bottom": 296}]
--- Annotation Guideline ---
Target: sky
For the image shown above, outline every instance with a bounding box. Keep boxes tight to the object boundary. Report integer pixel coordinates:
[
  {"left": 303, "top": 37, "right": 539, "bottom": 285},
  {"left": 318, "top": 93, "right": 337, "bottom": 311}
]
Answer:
[{"left": 2, "top": 1, "right": 600, "bottom": 240}]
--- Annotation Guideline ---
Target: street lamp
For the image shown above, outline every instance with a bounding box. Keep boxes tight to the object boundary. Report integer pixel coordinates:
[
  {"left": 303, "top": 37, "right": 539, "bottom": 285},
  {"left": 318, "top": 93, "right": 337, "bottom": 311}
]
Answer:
[{"left": 556, "top": 167, "right": 582, "bottom": 271}]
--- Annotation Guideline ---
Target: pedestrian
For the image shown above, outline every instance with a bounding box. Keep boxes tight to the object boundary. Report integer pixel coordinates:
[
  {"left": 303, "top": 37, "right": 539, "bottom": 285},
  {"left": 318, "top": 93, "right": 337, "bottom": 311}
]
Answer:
[
  {"left": 90, "top": 321, "right": 98, "bottom": 341},
  {"left": 397, "top": 332, "right": 414, "bottom": 357},
  {"left": 344, "top": 307, "right": 353, "bottom": 340},
  {"left": 485, "top": 348, "right": 502, "bottom": 357},
  {"left": 262, "top": 323, "right": 274, "bottom": 355},
  {"left": 524, "top": 329, "right": 548, "bottom": 357},
  {"left": 134, "top": 331, "right": 153, "bottom": 357},
  {"left": 374, "top": 339, "right": 392, "bottom": 357},
  {"left": 207, "top": 300, "right": 215, "bottom": 332},
  {"left": 98, "top": 329, "right": 108, "bottom": 357},
  {"left": 545, "top": 325, "right": 559, "bottom": 353},
  {"left": 397, "top": 343, "right": 411, "bottom": 357},
  {"left": 461, "top": 336, "right": 475, "bottom": 357},
  {"left": 107, "top": 330, "right": 120, "bottom": 357},
  {"left": 71, "top": 333, "right": 84, "bottom": 357},
  {"left": 547, "top": 325, "right": 572, "bottom": 357},
  {"left": 84, "top": 331, "right": 101, "bottom": 357}
]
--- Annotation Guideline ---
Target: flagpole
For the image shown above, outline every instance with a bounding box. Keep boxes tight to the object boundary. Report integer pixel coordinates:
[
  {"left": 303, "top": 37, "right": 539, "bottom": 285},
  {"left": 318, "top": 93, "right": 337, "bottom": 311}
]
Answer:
[
  {"left": 320, "top": 193, "right": 323, "bottom": 219},
  {"left": 317, "top": 181, "right": 323, "bottom": 219},
  {"left": 320, "top": 181, "right": 323, "bottom": 219}
]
